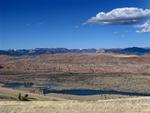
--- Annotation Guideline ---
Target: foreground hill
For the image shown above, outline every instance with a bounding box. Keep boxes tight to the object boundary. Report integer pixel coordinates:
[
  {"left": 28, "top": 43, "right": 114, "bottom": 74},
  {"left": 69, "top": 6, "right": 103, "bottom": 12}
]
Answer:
[
  {"left": 0, "top": 87, "right": 65, "bottom": 101},
  {"left": 0, "top": 97, "right": 150, "bottom": 113}
]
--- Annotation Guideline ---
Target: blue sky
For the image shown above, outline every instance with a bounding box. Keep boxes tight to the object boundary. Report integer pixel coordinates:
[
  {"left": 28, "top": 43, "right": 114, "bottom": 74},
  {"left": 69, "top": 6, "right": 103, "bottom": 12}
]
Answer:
[{"left": 0, "top": 0, "right": 150, "bottom": 49}]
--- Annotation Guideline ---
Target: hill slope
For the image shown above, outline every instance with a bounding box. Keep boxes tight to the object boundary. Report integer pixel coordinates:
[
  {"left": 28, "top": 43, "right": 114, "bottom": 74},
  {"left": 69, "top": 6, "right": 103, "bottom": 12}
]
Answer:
[
  {"left": 0, "top": 97, "right": 150, "bottom": 113},
  {"left": 0, "top": 87, "right": 65, "bottom": 101}
]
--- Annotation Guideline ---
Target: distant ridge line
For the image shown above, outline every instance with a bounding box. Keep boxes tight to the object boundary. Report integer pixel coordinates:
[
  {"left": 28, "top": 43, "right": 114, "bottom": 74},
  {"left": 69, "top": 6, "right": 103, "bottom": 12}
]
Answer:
[{"left": 0, "top": 47, "right": 150, "bottom": 56}]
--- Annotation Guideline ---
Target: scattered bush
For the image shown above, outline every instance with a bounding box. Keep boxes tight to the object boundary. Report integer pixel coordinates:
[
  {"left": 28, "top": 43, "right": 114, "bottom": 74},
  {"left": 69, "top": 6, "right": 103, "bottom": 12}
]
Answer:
[{"left": 18, "top": 93, "right": 30, "bottom": 101}]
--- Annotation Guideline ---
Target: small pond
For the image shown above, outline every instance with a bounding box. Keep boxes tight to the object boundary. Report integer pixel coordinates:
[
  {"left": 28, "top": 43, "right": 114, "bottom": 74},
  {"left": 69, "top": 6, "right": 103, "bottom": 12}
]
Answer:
[
  {"left": 3, "top": 82, "right": 62, "bottom": 88},
  {"left": 44, "top": 89, "right": 150, "bottom": 96},
  {"left": 3, "top": 82, "right": 150, "bottom": 96},
  {"left": 4, "top": 83, "right": 26, "bottom": 88}
]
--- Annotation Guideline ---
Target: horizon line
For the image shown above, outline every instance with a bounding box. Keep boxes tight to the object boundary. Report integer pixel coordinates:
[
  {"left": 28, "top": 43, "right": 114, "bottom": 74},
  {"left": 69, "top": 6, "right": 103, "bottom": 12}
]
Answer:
[{"left": 0, "top": 46, "right": 150, "bottom": 51}]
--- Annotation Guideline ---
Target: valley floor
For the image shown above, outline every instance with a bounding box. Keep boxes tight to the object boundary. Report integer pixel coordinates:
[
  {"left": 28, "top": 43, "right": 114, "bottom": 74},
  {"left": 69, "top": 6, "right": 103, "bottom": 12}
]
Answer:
[{"left": 0, "top": 54, "right": 150, "bottom": 112}]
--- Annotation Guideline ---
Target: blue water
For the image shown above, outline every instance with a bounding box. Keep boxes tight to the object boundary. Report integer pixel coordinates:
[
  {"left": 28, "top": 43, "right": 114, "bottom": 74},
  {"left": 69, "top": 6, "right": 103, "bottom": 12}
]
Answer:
[
  {"left": 3, "top": 82, "right": 150, "bottom": 96},
  {"left": 44, "top": 89, "right": 150, "bottom": 96},
  {"left": 3, "top": 82, "right": 62, "bottom": 88},
  {"left": 4, "top": 83, "right": 25, "bottom": 88}
]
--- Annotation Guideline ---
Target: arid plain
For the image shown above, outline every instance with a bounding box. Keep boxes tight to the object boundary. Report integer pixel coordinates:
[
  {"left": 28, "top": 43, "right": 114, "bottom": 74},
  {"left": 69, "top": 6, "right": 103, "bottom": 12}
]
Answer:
[{"left": 0, "top": 53, "right": 150, "bottom": 113}]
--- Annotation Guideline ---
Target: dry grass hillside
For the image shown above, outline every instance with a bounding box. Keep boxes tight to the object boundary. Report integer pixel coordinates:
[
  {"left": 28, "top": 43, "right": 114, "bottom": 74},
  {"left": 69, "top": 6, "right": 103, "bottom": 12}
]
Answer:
[
  {"left": 0, "top": 97, "right": 150, "bottom": 113},
  {"left": 0, "top": 87, "right": 65, "bottom": 101}
]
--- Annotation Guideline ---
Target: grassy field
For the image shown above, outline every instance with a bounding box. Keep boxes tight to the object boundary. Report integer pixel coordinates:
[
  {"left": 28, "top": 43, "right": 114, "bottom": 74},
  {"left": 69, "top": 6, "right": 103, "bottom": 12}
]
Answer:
[
  {"left": 0, "top": 87, "right": 65, "bottom": 101},
  {"left": 0, "top": 97, "right": 150, "bottom": 113},
  {"left": 0, "top": 86, "right": 136, "bottom": 101},
  {"left": 0, "top": 54, "right": 150, "bottom": 112},
  {"left": 1, "top": 73, "right": 150, "bottom": 95},
  {"left": 0, "top": 87, "right": 150, "bottom": 113}
]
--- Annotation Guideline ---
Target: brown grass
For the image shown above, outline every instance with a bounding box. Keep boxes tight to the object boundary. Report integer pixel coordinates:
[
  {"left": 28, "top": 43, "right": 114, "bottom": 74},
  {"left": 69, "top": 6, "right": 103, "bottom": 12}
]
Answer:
[
  {"left": 0, "top": 97, "right": 150, "bottom": 113},
  {"left": 0, "top": 87, "right": 65, "bottom": 101},
  {"left": 0, "top": 53, "right": 150, "bottom": 74}
]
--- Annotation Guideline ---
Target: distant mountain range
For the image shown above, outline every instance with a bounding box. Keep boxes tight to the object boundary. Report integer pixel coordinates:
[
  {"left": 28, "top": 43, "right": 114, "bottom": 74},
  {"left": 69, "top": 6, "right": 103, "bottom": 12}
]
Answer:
[
  {"left": 103, "top": 47, "right": 150, "bottom": 55},
  {"left": 0, "top": 47, "right": 150, "bottom": 56}
]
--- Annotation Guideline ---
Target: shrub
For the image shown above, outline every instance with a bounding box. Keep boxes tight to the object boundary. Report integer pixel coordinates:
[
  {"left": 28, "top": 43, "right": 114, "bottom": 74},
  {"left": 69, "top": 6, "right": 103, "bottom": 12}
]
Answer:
[{"left": 18, "top": 93, "right": 30, "bottom": 101}]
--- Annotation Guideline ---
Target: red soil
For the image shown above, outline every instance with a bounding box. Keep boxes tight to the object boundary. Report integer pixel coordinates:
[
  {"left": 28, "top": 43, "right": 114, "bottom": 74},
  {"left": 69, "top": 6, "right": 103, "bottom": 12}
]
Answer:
[{"left": 0, "top": 54, "right": 150, "bottom": 74}]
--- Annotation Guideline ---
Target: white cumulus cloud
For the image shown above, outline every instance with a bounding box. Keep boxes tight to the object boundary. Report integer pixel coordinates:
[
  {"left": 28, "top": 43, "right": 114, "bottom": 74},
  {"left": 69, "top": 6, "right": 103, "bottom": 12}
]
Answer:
[
  {"left": 136, "top": 20, "right": 150, "bottom": 33},
  {"left": 85, "top": 7, "right": 150, "bottom": 25}
]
